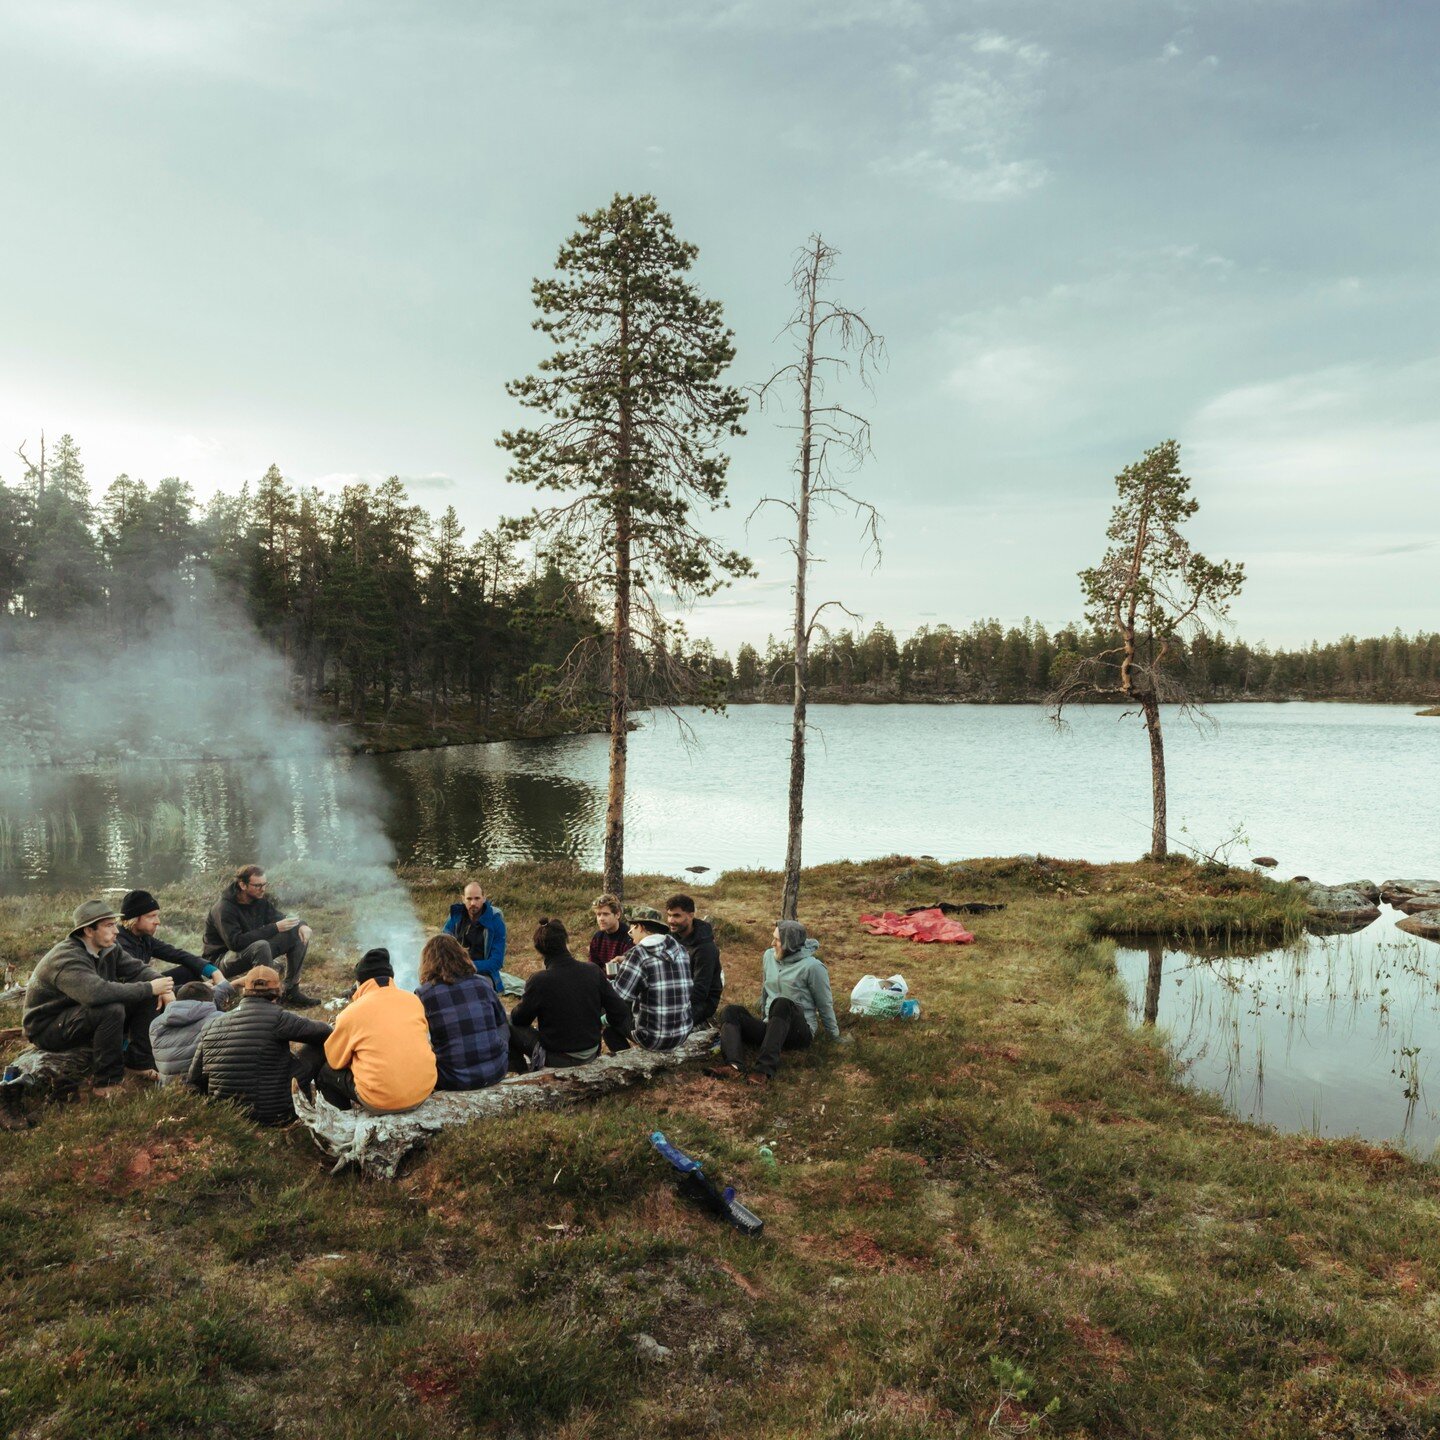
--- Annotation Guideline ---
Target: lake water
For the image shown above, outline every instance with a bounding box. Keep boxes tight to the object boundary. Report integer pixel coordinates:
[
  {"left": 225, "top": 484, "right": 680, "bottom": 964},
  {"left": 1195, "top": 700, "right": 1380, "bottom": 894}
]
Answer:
[
  {"left": 1, "top": 702, "right": 1434, "bottom": 891},
  {"left": 3, "top": 701, "right": 1437, "bottom": 1148},
  {"left": 1115, "top": 911, "right": 1440, "bottom": 1158}
]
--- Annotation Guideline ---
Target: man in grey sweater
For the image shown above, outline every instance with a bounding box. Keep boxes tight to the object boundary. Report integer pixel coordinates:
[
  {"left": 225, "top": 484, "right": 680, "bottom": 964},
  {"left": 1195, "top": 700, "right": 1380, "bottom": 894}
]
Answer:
[{"left": 22, "top": 899, "right": 176, "bottom": 1096}]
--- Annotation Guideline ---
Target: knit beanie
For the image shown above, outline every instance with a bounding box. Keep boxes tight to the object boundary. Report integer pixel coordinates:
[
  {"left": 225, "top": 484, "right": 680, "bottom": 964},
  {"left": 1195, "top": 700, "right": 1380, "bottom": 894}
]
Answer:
[
  {"left": 775, "top": 920, "right": 808, "bottom": 957},
  {"left": 355, "top": 948, "right": 394, "bottom": 984},
  {"left": 120, "top": 889, "right": 160, "bottom": 921}
]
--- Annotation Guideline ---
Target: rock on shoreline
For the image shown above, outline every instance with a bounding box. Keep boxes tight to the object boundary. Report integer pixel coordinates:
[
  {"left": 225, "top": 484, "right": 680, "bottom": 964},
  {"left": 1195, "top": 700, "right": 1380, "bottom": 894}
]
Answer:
[{"left": 1302, "top": 881, "right": 1381, "bottom": 933}]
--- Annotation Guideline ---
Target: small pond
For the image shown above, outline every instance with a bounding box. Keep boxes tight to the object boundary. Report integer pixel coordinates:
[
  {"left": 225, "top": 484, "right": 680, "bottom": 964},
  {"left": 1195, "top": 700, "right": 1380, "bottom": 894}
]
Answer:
[{"left": 1115, "top": 909, "right": 1440, "bottom": 1157}]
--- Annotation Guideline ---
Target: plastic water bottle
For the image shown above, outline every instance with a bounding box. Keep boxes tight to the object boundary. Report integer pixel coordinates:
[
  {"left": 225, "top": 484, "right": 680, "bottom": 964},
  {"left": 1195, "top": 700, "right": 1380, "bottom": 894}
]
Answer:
[
  {"left": 900, "top": 999, "right": 920, "bottom": 1020},
  {"left": 757, "top": 1144, "right": 778, "bottom": 1175}
]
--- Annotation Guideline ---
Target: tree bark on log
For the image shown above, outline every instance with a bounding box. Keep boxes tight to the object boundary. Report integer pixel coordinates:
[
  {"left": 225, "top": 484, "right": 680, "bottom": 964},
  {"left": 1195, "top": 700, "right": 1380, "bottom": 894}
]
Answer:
[{"left": 293, "top": 1028, "right": 717, "bottom": 1180}]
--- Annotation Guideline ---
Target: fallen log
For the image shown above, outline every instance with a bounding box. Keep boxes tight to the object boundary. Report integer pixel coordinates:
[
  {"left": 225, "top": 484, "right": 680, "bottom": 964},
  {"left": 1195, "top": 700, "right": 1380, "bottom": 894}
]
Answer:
[{"left": 293, "top": 1028, "right": 718, "bottom": 1180}]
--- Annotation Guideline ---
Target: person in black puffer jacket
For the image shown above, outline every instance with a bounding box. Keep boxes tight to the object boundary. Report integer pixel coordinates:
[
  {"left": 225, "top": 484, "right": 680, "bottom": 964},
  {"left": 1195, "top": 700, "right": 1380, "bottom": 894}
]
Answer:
[{"left": 186, "top": 963, "right": 331, "bottom": 1125}]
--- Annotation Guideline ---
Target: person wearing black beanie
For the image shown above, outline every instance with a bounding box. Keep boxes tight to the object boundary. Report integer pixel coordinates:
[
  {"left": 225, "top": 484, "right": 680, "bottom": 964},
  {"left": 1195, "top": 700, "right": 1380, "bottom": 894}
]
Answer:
[
  {"left": 117, "top": 887, "right": 218, "bottom": 986},
  {"left": 317, "top": 947, "right": 435, "bottom": 1113},
  {"left": 354, "top": 948, "right": 394, "bottom": 985}
]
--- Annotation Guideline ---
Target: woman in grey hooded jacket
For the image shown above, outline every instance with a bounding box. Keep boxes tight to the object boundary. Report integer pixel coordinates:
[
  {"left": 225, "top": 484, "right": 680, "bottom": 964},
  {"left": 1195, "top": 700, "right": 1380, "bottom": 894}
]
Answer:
[{"left": 712, "top": 920, "right": 839, "bottom": 1084}]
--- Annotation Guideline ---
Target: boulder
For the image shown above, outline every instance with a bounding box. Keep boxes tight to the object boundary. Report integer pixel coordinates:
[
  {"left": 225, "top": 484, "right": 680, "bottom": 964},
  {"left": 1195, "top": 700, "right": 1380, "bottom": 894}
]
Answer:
[
  {"left": 1301, "top": 882, "right": 1381, "bottom": 933},
  {"left": 1379, "top": 879, "right": 1440, "bottom": 912},
  {"left": 1396, "top": 912, "right": 1440, "bottom": 943},
  {"left": 294, "top": 1028, "right": 717, "bottom": 1180},
  {"left": 1333, "top": 881, "right": 1382, "bottom": 904},
  {"left": 1251, "top": 857, "right": 1278, "bottom": 868}
]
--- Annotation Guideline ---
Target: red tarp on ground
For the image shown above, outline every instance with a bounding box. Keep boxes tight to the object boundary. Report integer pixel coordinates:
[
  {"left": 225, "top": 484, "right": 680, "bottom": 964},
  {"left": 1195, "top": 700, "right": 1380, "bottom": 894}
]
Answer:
[{"left": 858, "top": 908, "right": 976, "bottom": 944}]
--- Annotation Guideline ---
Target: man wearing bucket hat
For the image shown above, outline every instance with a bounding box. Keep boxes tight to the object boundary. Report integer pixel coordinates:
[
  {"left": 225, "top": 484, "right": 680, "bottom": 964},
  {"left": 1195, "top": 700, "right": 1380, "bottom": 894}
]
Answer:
[
  {"left": 21, "top": 899, "right": 176, "bottom": 1097},
  {"left": 607, "top": 905, "right": 693, "bottom": 1053}
]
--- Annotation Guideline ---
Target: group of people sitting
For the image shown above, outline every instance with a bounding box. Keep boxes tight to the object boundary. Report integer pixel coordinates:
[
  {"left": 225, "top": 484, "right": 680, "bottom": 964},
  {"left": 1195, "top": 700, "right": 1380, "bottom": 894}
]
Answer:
[{"left": 3, "top": 866, "right": 841, "bottom": 1132}]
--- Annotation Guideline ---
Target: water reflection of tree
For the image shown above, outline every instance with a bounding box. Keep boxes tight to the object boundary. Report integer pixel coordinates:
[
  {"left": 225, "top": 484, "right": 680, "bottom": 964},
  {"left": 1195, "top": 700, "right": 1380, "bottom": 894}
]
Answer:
[
  {"left": 1127, "top": 928, "right": 1440, "bottom": 1147},
  {"left": 1143, "top": 942, "right": 1163, "bottom": 1025},
  {"left": 378, "top": 753, "right": 601, "bottom": 871}
]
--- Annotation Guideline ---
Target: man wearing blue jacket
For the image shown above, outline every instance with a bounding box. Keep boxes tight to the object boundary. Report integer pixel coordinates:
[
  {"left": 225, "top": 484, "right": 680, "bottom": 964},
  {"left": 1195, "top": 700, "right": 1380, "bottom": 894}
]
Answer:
[{"left": 443, "top": 880, "right": 506, "bottom": 991}]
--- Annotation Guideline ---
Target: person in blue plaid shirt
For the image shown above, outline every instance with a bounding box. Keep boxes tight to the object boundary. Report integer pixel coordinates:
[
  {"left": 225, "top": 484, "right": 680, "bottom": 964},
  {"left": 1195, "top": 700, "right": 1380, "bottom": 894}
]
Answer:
[
  {"left": 417, "top": 933, "right": 508, "bottom": 1091},
  {"left": 608, "top": 906, "right": 693, "bottom": 1052}
]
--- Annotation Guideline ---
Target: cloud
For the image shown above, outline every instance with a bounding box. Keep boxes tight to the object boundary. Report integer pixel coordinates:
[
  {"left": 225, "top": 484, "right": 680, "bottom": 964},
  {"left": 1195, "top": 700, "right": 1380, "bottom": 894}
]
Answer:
[
  {"left": 872, "top": 28, "right": 1050, "bottom": 202},
  {"left": 1186, "top": 361, "right": 1440, "bottom": 552},
  {"left": 0, "top": 0, "right": 292, "bottom": 78},
  {"left": 683, "top": 0, "right": 927, "bottom": 32}
]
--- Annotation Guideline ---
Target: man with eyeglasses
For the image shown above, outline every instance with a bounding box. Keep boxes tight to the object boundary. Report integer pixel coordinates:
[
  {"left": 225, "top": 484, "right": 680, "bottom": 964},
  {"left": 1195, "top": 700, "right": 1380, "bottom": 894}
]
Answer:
[{"left": 201, "top": 863, "right": 319, "bottom": 1007}]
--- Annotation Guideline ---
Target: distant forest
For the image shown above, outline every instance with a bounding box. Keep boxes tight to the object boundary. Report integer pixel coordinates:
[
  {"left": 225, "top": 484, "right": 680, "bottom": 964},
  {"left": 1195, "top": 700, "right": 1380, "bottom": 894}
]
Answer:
[
  {"left": 1, "top": 436, "right": 1435, "bottom": 747},
  {"left": 719, "top": 622, "right": 1440, "bottom": 706}
]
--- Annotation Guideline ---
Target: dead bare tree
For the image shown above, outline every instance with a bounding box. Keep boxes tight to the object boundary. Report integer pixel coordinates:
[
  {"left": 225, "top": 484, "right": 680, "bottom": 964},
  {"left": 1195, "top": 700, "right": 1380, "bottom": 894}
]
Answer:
[
  {"left": 754, "top": 236, "right": 885, "bottom": 919},
  {"left": 15, "top": 432, "right": 45, "bottom": 499}
]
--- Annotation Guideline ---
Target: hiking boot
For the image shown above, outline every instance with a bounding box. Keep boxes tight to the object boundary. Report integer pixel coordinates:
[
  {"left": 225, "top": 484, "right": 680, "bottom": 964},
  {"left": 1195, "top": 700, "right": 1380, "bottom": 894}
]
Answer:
[
  {"left": 0, "top": 1087, "right": 29, "bottom": 1131},
  {"left": 283, "top": 988, "right": 322, "bottom": 1008},
  {"left": 705, "top": 1064, "right": 746, "bottom": 1082},
  {"left": 744, "top": 1071, "right": 772, "bottom": 1088}
]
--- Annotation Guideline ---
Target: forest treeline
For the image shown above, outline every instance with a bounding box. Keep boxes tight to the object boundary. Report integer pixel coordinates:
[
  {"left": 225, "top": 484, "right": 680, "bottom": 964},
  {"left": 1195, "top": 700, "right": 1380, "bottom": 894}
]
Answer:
[
  {"left": 1, "top": 435, "right": 1435, "bottom": 743},
  {"left": 719, "top": 620, "right": 1440, "bottom": 705},
  {"left": 0, "top": 435, "right": 602, "bottom": 741}
]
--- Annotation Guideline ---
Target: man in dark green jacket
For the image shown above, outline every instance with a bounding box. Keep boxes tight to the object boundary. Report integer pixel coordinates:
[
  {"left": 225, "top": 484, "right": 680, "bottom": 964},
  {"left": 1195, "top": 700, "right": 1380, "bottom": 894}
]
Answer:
[
  {"left": 201, "top": 864, "right": 318, "bottom": 1007},
  {"left": 23, "top": 899, "right": 176, "bottom": 1095}
]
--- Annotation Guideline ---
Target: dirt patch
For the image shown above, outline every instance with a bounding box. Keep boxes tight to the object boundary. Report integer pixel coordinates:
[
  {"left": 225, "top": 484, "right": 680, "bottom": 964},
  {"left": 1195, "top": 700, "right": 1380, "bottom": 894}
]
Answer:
[
  {"left": 715, "top": 1259, "right": 762, "bottom": 1298},
  {"left": 1307, "top": 1138, "right": 1413, "bottom": 1177},
  {"left": 62, "top": 1132, "right": 217, "bottom": 1195},
  {"left": 402, "top": 1365, "right": 461, "bottom": 1406},
  {"left": 651, "top": 1074, "right": 755, "bottom": 1126},
  {"left": 1064, "top": 1315, "right": 1131, "bottom": 1380},
  {"left": 1384, "top": 1260, "right": 1425, "bottom": 1295},
  {"left": 964, "top": 1042, "right": 1025, "bottom": 1065}
]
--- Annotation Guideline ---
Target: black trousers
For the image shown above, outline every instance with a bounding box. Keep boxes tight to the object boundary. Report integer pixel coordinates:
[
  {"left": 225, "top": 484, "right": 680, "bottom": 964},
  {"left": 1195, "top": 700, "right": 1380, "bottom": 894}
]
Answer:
[
  {"left": 508, "top": 1022, "right": 596, "bottom": 1073},
  {"left": 30, "top": 995, "right": 160, "bottom": 1085},
  {"left": 221, "top": 936, "right": 308, "bottom": 991},
  {"left": 316, "top": 1061, "right": 359, "bottom": 1110},
  {"left": 719, "top": 999, "right": 812, "bottom": 1077}
]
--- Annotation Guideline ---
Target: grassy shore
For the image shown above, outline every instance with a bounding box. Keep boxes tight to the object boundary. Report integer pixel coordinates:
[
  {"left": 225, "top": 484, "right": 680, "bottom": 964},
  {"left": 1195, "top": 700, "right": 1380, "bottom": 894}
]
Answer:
[{"left": 2, "top": 856, "right": 1437, "bottom": 1439}]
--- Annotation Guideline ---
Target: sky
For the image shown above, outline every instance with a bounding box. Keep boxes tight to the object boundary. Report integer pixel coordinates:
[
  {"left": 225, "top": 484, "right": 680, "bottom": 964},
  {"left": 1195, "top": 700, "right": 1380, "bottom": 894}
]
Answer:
[{"left": 1, "top": 0, "right": 1436, "bottom": 653}]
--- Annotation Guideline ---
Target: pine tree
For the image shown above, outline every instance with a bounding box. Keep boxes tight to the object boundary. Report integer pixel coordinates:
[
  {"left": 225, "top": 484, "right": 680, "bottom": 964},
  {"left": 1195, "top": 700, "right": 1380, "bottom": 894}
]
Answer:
[{"left": 499, "top": 193, "right": 750, "bottom": 896}]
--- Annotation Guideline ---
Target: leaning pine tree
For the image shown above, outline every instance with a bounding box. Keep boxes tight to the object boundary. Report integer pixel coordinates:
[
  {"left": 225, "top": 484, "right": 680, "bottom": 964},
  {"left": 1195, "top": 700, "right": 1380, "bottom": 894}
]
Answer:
[
  {"left": 500, "top": 194, "right": 750, "bottom": 899},
  {"left": 1051, "top": 440, "right": 1245, "bottom": 860}
]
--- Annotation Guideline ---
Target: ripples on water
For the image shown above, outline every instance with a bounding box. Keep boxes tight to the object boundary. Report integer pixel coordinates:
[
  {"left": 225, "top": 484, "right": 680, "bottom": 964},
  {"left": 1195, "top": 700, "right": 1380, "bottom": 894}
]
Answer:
[{"left": 2, "top": 702, "right": 1436, "bottom": 887}]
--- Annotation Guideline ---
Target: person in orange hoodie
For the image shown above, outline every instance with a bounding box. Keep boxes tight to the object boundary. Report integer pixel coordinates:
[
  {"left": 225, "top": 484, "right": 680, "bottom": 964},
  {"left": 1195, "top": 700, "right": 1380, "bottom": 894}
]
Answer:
[{"left": 318, "top": 949, "right": 436, "bottom": 1112}]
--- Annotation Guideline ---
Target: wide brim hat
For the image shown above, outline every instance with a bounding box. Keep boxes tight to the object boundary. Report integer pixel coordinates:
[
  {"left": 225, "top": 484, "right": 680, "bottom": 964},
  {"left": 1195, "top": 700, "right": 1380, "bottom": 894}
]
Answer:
[
  {"left": 627, "top": 905, "right": 670, "bottom": 932},
  {"left": 68, "top": 899, "right": 120, "bottom": 936}
]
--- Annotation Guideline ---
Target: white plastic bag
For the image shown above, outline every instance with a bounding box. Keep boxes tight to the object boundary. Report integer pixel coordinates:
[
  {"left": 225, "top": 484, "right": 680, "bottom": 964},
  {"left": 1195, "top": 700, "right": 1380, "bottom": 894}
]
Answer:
[
  {"left": 849, "top": 973, "right": 909, "bottom": 1017},
  {"left": 849, "top": 975, "right": 882, "bottom": 1014}
]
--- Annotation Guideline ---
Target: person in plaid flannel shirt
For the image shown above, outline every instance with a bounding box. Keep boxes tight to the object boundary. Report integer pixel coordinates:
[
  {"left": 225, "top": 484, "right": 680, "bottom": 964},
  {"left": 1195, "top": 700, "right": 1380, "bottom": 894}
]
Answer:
[
  {"left": 607, "top": 906, "right": 693, "bottom": 1051},
  {"left": 417, "top": 933, "right": 509, "bottom": 1091}
]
